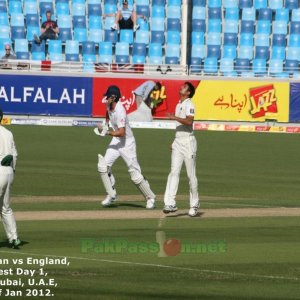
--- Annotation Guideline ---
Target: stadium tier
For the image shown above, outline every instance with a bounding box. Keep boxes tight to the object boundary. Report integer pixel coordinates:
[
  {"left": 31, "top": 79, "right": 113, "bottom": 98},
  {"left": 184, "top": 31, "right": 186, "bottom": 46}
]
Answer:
[{"left": 0, "top": 0, "right": 300, "bottom": 76}]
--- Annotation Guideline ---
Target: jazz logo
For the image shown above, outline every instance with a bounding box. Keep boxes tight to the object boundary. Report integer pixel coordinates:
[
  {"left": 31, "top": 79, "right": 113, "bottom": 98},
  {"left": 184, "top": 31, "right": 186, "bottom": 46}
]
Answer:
[{"left": 249, "top": 84, "right": 278, "bottom": 118}]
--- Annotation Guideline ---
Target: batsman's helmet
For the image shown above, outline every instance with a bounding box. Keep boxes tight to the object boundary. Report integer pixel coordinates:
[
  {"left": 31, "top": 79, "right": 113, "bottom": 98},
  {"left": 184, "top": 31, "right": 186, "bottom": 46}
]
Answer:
[{"left": 104, "top": 85, "right": 121, "bottom": 102}]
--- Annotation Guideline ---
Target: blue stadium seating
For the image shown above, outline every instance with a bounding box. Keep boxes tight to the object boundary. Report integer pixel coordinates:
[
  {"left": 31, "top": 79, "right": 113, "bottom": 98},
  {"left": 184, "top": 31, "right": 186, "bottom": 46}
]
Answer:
[
  {"left": 256, "top": 20, "right": 271, "bottom": 34},
  {"left": 88, "top": 29, "right": 102, "bottom": 43},
  {"left": 239, "top": 0, "right": 253, "bottom": 8},
  {"left": 165, "top": 44, "right": 180, "bottom": 64},
  {"left": 56, "top": 2, "right": 69, "bottom": 16},
  {"left": 241, "top": 20, "right": 255, "bottom": 33},
  {"left": 74, "top": 28, "right": 87, "bottom": 42},
  {"left": 253, "top": 58, "right": 267, "bottom": 75},
  {"left": 269, "top": 0, "right": 283, "bottom": 10},
  {"left": 15, "top": 38, "right": 29, "bottom": 59},
  {"left": 132, "top": 43, "right": 146, "bottom": 64},
  {"left": 207, "top": 45, "right": 221, "bottom": 58},
  {"left": 99, "top": 41, "right": 113, "bottom": 63},
  {"left": 258, "top": 8, "right": 272, "bottom": 20},
  {"left": 223, "top": 0, "right": 238, "bottom": 8},
  {"left": 192, "top": 31, "right": 204, "bottom": 45},
  {"left": 26, "top": 14, "right": 39, "bottom": 26},
  {"left": 152, "top": 6, "right": 165, "bottom": 18},
  {"left": 224, "top": 20, "right": 239, "bottom": 33},
  {"left": 285, "top": 59, "right": 299, "bottom": 74},
  {"left": 104, "top": 30, "right": 117, "bottom": 43},
  {"left": 24, "top": 1, "right": 38, "bottom": 16},
  {"left": 254, "top": 0, "right": 267, "bottom": 9},
  {"left": 192, "top": 19, "right": 206, "bottom": 32},
  {"left": 208, "top": 7, "right": 221, "bottom": 19},
  {"left": 0, "top": 1, "right": 7, "bottom": 13},
  {"left": 271, "top": 46, "right": 286, "bottom": 60},
  {"left": 167, "top": 31, "right": 180, "bottom": 44},
  {"left": 225, "top": 8, "right": 239, "bottom": 20},
  {"left": 203, "top": 57, "right": 218, "bottom": 74},
  {"left": 9, "top": 1, "right": 22, "bottom": 15},
  {"left": 88, "top": 4, "right": 102, "bottom": 16},
  {"left": 235, "top": 58, "right": 250, "bottom": 73},
  {"left": 192, "top": 6, "right": 205, "bottom": 19},
  {"left": 224, "top": 33, "right": 238, "bottom": 45},
  {"left": 239, "top": 46, "right": 253, "bottom": 59},
  {"left": 136, "top": 5, "right": 150, "bottom": 18},
  {"left": 272, "top": 34, "right": 286, "bottom": 47},
  {"left": 73, "top": 16, "right": 86, "bottom": 28},
  {"left": 65, "top": 40, "right": 80, "bottom": 61},
  {"left": 275, "top": 8, "right": 289, "bottom": 21},
  {"left": 220, "top": 58, "right": 234, "bottom": 73},
  {"left": 59, "top": 28, "right": 72, "bottom": 42},
  {"left": 240, "top": 33, "right": 254, "bottom": 47},
  {"left": 167, "top": 18, "right": 181, "bottom": 31},
  {"left": 208, "top": 0, "right": 221, "bottom": 8},
  {"left": 148, "top": 43, "right": 162, "bottom": 64},
  {"left": 191, "top": 44, "right": 206, "bottom": 58},
  {"left": 285, "top": 0, "right": 299, "bottom": 10},
  {"left": 208, "top": 19, "right": 221, "bottom": 32},
  {"left": 289, "top": 34, "right": 300, "bottom": 47},
  {"left": 255, "top": 34, "right": 270, "bottom": 47},
  {"left": 11, "top": 26, "right": 25, "bottom": 40},
  {"left": 116, "top": 42, "right": 130, "bottom": 64},
  {"left": 291, "top": 21, "right": 300, "bottom": 34},
  {"left": 242, "top": 7, "right": 256, "bottom": 21},
  {"left": 223, "top": 45, "right": 237, "bottom": 59},
  {"left": 120, "top": 29, "right": 134, "bottom": 44},
  {"left": 27, "top": 26, "right": 40, "bottom": 41},
  {"left": 151, "top": 31, "right": 164, "bottom": 44},
  {"left": 255, "top": 46, "right": 270, "bottom": 59},
  {"left": 206, "top": 32, "right": 221, "bottom": 45}
]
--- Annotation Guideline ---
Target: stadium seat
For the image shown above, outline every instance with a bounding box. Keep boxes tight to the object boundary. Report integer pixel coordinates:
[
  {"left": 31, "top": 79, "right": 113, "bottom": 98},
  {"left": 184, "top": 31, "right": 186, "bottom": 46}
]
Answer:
[
  {"left": 273, "top": 21, "right": 288, "bottom": 34},
  {"left": 223, "top": 0, "right": 238, "bottom": 8},
  {"left": 254, "top": 0, "right": 267, "bottom": 9},
  {"left": 132, "top": 42, "right": 146, "bottom": 64},
  {"left": 292, "top": 9, "right": 300, "bottom": 21},
  {"left": 168, "top": 0, "right": 181, "bottom": 6},
  {"left": 136, "top": 0, "right": 150, "bottom": 4},
  {"left": 152, "top": 5, "right": 165, "bottom": 18},
  {"left": 120, "top": 29, "right": 133, "bottom": 44},
  {"left": 74, "top": 28, "right": 87, "bottom": 42},
  {"left": 11, "top": 26, "right": 25, "bottom": 40},
  {"left": 256, "top": 20, "right": 271, "bottom": 34},
  {"left": 151, "top": 31, "right": 164, "bottom": 44},
  {"left": 258, "top": 8, "right": 272, "bottom": 20},
  {"left": 59, "top": 28, "right": 72, "bottom": 42},
  {"left": 224, "top": 32, "right": 238, "bottom": 45},
  {"left": 190, "top": 57, "right": 202, "bottom": 74},
  {"left": 88, "top": 29, "right": 102, "bottom": 43},
  {"left": 104, "top": 4, "right": 117, "bottom": 15},
  {"left": 165, "top": 44, "right": 180, "bottom": 64},
  {"left": 24, "top": 1, "right": 38, "bottom": 15},
  {"left": 192, "top": 31, "right": 205, "bottom": 45},
  {"left": 208, "top": 0, "right": 221, "bottom": 8},
  {"left": 10, "top": 13, "right": 24, "bottom": 27},
  {"left": 72, "top": 3, "right": 86, "bottom": 16},
  {"left": 39, "top": 2, "right": 54, "bottom": 16},
  {"left": 239, "top": 33, "right": 254, "bottom": 47},
  {"left": 241, "top": 20, "right": 255, "bottom": 33},
  {"left": 48, "top": 39, "right": 62, "bottom": 53},
  {"left": 242, "top": 7, "right": 256, "bottom": 21},
  {"left": 269, "top": 0, "right": 283, "bottom": 10},
  {"left": 271, "top": 46, "right": 285, "bottom": 59},
  {"left": 88, "top": 4, "right": 102, "bottom": 16},
  {"left": 223, "top": 45, "right": 237, "bottom": 58},
  {"left": 203, "top": 57, "right": 218, "bottom": 74},
  {"left": 235, "top": 58, "right": 250, "bottom": 73},
  {"left": 58, "top": 15, "right": 72, "bottom": 28},
  {"left": 208, "top": 19, "right": 221, "bottom": 33},
  {"left": 82, "top": 41, "right": 96, "bottom": 54},
  {"left": 207, "top": 45, "right": 221, "bottom": 58},
  {"left": 148, "top": 43, "right": 162, "bottom": 64},
  {"left": 269, "top": 59, "right": 283, "bottom": 74},
  {"left": 26, "top": 14, "right": 39, "bottom": 26},
  {"left": 65, "top": 40, "right": 79, "bottom": 61},
  {"left": 239, "top": 45, "right": 253, "bottom": 59},
  {"left": 272, "top": 34, "right": 286, "bottom": 47},
  {"left": 135, "top": 30, "right": 149, "bottom": 44},
  {"left": 255, "top": 46, "right": 270, "bottom": 59},
  {"left": 192, "top": 6, "right": 206, "bottom": 20},
  {"left": 291, "top": 22, "right": 300, "bottom": 34},
  {"left": 137, "top": 18, "right": 149, "bottom": 31},
  {"left": 27, "top": 26, "right": 40, "bottom": 41},
  {"left": 0, "top": 2, "right": 7, "bottom": 13},
  {"left": 207, "top": 32, "right": 221, "bottom": 45},
  {"left": 285, "top": 0, "right": 299, "bottom": 10},
  {"left": 192, "top": 19, "right": 206, "bottom": 32},
  {"left": 9, "top": 1, "right": 22, "bottom": 15},
  {"left": 116, "top": 42, "right": 130, "bottom": 64},
  {"left": 151, "top": 17, "right": 165, "bottom": 31},
  {"left": 220, "top": 58, "right": 234, "bottom": 73},
  {"left": 88, "top": 16, "right": 101, "bottom": 29},
  {"left": 285, "top": 59, "right": 299, "bottom": 74},
  {"left": 224, "top": 20, "right": 239, "bottom": 33},
  {"left": 191, "top": 44, "right": 206, "bottom": 58},
  {"left": 152, "top": 0, "right": 165, "bottom": 6},
  {"left": 136, "top": 5, "right": 150, "bottom": 18},
  {"left": 0, "top": 12, "right": 8, "bottom": 26},
  {"left": 255, "top": 34, "right": 270, "bottom": 46},
  {"left": 208, "top": 7, "right": 222, "bottom": 19},
  {"left": 239, "top": 0, "right": 252, "bottom": 8},
  {"left": 98, "top": 41, "right": 113, "bottom": 63},
  {"left": 275, "top": 8, "right": 289, "bottom": 21},
  {"left": 289, "top": 34, "right": 300, "bottom": 47},
  {"left": 167, "top": 18, "right": 181, "bottom": 31},
  {"left": 225, "top": 7, "right": 239, "bottom": 20},
  {"left": 104, "top": 30, "right": 117, "bottom": 43},
  {"left": 287, "top": 47, "right": 300, "bottom": 60},
  {"left": 56, "top": 2, "right": 69, "bottom": 16},
  {"left": 14, "top": 38, "right": 29, "bottom": 59},
  {"left": 32, "top": 52, "right": 45, "bottom": 60},
  {"left": 73, "top": 16, "right": 86, "bottom": 28},
  {"left": 252, "top": 58, "right": 267, "bottom": 75},
  {"left": 31, "top": 40, "right": 45, "bottom": 60},
  {"left": 167, "top": 31, "right": 180, "bottom": 44}
]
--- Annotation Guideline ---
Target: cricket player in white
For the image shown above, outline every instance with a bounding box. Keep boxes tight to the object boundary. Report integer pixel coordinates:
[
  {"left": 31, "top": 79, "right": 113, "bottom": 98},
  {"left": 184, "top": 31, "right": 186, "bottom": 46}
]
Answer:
[
  {"left": 95, "top": 86, "right": 156, "bottom": 209},
  {"left": 163, "top": 82, "right": 199, "bottom": 217},
  {"left": 0, "top": 109, "right": 21, "bottom": 248}
]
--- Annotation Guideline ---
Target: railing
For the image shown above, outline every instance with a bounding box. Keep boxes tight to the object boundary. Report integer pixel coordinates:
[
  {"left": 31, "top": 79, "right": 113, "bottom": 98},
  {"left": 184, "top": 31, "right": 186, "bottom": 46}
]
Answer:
[{"left": 0, "top": 59, "right": 188, "bottom": 76}]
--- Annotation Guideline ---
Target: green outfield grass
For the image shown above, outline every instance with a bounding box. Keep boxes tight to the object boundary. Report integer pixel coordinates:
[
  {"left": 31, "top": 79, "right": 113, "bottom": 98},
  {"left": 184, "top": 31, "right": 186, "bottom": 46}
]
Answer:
[
  {"left": 9, "top": 126, "right": 300, "bottom": 206},
  {"left": 0, "top": 125, "right": 300, "bottom": 299},
  {"left": 1, "top": 217, "right": 300, "bottom": 299}
]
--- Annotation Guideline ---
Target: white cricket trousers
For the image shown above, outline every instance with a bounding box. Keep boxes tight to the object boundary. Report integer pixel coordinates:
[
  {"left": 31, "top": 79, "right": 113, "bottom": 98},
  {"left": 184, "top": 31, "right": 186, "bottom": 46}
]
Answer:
[
  {"left": 164, "top": 135, "right": 199, "bottom": 208},
  {"left": 0, "top": 166, "right": 18, "bottom": 242}
]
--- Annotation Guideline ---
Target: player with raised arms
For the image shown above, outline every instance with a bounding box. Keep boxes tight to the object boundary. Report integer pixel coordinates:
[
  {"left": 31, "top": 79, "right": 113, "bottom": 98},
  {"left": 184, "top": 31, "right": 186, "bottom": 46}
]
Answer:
[{"left": 95, "top": 85, "right": 156, "bottom": 209}]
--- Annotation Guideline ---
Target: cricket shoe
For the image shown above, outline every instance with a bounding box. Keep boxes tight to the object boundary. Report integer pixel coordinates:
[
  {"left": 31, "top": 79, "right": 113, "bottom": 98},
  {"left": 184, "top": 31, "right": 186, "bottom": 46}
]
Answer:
[
  {"left": 163, "top": 205, "right": 178, "bottom": 214},
  {"left": 101, "top": 195, "right": 117, "bottom": 207},
  {"left": 9, "top": 238, "right": 22, "bottom": 249},
  {"left": 146, "top": 199, "right": 155, "bottom": 209},
  {"left": 188, "top": 207, "right": 199, "bottom": 217}
]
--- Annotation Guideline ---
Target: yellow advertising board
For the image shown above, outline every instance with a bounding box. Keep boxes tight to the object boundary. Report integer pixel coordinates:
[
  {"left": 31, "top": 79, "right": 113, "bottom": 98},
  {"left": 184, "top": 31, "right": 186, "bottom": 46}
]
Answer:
[{"left": 193, "top": 80, "right": 290, "bottom": 122}]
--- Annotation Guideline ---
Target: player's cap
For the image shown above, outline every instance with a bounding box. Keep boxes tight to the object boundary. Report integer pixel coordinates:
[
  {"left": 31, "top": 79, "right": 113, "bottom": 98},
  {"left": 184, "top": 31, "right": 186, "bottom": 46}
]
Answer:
[{"left": 104, "top": 85, "right": 121, "bottom": 101}]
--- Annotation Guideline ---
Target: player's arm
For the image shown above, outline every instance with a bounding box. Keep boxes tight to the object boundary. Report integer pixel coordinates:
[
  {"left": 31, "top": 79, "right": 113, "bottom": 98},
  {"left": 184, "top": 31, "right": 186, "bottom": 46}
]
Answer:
[
  {"left": 167, "top": 113, "right": 194, "bottom": 126},
  {"left": 108, "top": 127, "right": 125, "bottom": 137}
]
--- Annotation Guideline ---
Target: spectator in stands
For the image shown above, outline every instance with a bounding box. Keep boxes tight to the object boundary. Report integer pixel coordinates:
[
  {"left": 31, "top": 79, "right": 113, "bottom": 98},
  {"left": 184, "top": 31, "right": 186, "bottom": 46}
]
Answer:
[
  {"left": 110, "top": 0, "right": 140, "bottom": 32},
  {"left": 1, "top": 44, "right": 16, "bottom": 69},
  {"left": 34, "top": 10, "right": 59, "bottom": 44},
  {"left": 133, "top": 81, "right": 162, "bottom": 108}
]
